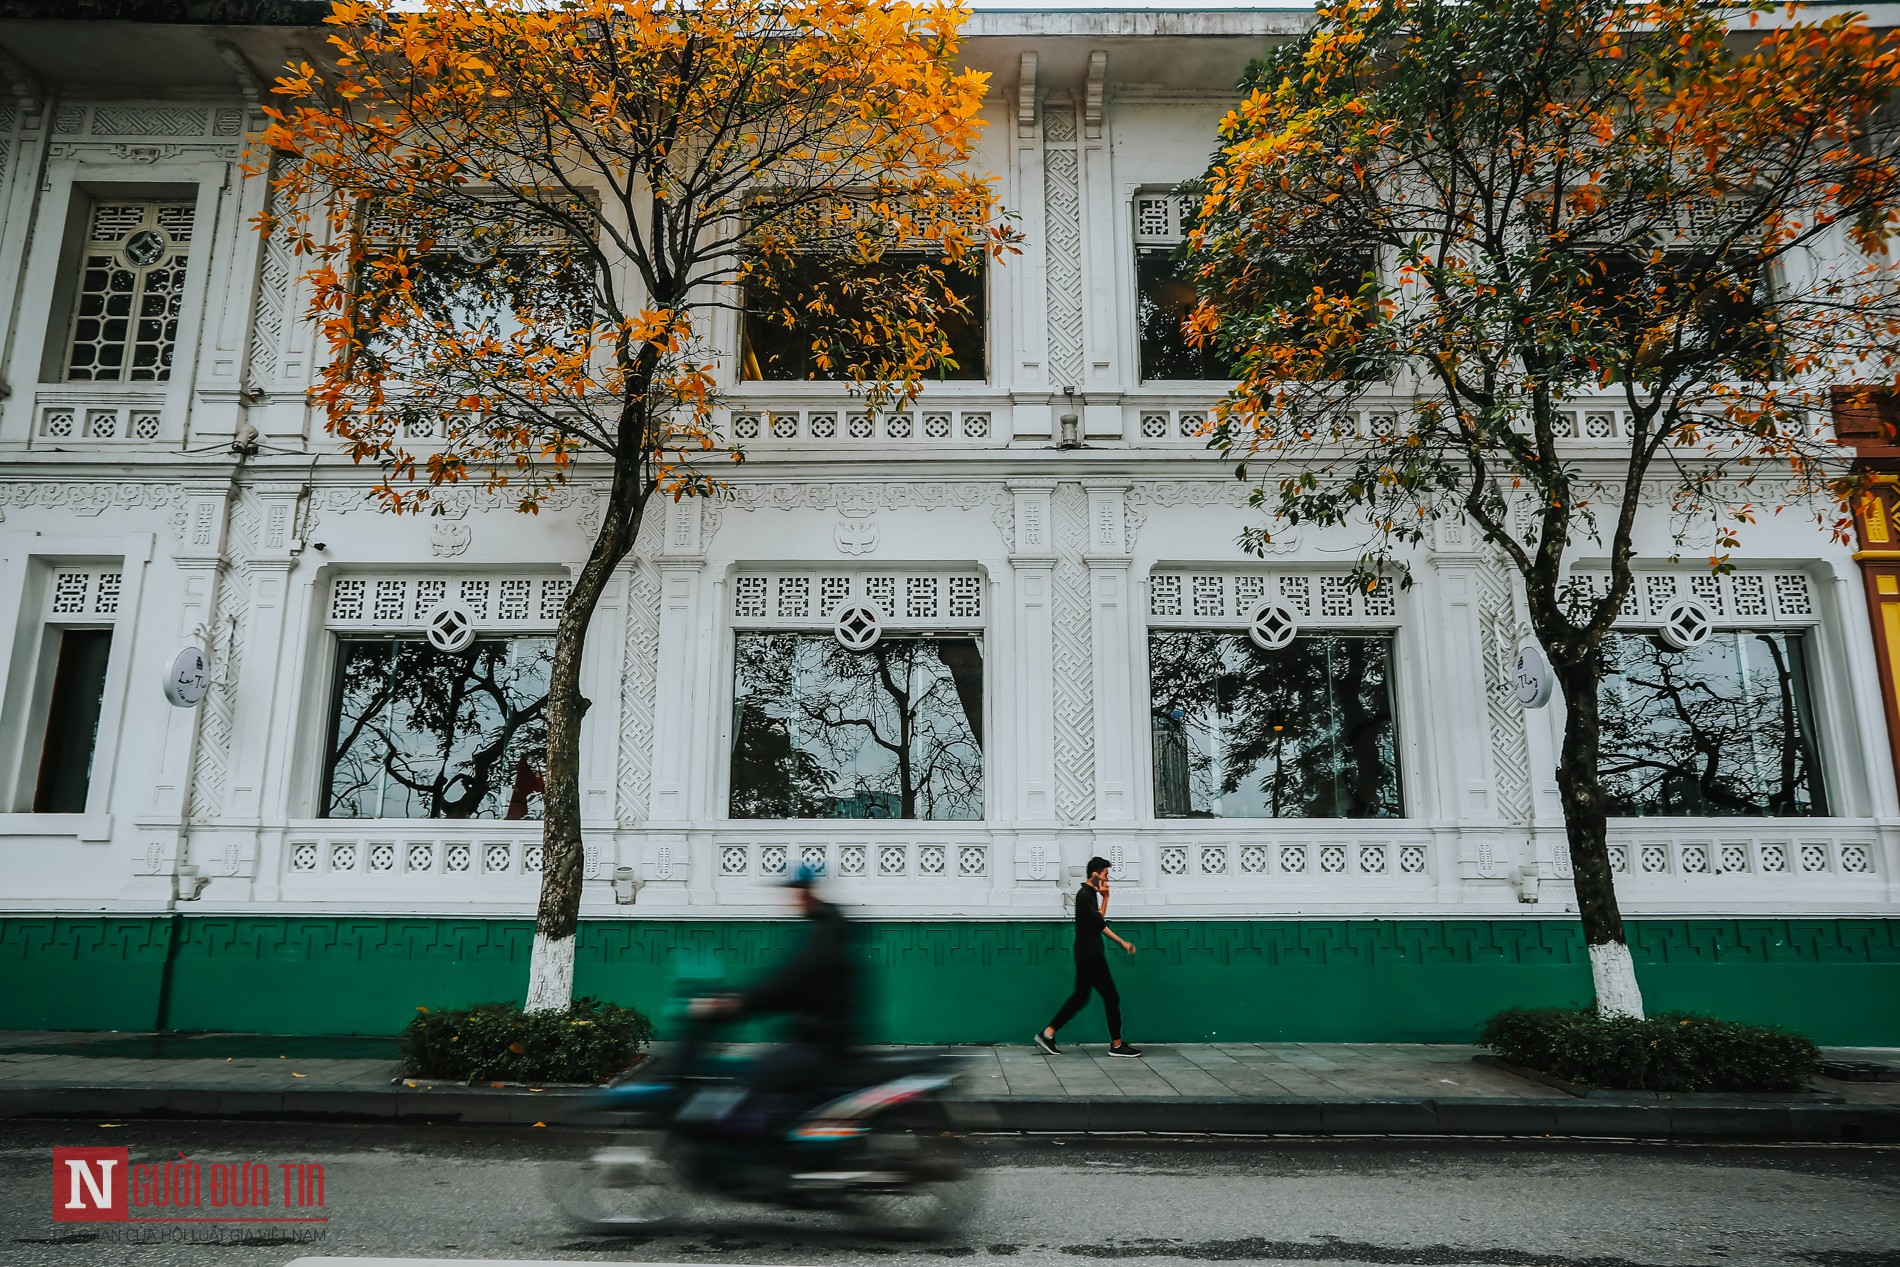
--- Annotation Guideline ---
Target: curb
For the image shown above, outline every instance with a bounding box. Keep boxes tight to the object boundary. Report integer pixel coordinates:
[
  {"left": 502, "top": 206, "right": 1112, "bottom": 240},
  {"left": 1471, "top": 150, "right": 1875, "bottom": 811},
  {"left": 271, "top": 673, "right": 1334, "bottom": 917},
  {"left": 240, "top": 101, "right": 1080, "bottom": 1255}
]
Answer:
[{"left": 3, "top": 1086, "right": 1896, "bottom": 1142}]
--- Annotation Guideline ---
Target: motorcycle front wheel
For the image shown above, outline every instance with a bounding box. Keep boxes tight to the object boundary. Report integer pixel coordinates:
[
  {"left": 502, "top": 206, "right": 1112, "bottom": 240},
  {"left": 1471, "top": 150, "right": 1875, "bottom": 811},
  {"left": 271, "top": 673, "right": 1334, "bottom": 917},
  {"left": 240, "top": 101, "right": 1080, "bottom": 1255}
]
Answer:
[{"left": 544, "top": 1134, "right": 686, "bottom": 1234}]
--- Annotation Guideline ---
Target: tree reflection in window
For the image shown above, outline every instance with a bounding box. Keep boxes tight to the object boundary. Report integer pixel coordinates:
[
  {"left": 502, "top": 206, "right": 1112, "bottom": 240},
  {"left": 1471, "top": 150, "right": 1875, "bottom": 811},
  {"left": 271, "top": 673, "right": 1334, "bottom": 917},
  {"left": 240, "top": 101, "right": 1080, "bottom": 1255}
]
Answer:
[
  {"left": 729, "top": 633, "right": 983, "bottom": 820},
  {"left": 1150, "top": 632, "right": 1402, "bottom": 818},
  {"left": 1599, "top": 631, "right": 1828, "bottom": 817},
  {"left": 324, "top": 637, "right": 552, "bottom": 819}
]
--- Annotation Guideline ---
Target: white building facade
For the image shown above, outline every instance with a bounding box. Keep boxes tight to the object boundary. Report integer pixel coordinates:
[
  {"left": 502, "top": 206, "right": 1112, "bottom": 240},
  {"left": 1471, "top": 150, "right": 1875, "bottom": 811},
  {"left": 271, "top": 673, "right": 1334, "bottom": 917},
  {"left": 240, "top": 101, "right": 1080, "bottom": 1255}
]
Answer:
[{"left": 0, "top": 6, "right": 1894, "bottom": 1042}]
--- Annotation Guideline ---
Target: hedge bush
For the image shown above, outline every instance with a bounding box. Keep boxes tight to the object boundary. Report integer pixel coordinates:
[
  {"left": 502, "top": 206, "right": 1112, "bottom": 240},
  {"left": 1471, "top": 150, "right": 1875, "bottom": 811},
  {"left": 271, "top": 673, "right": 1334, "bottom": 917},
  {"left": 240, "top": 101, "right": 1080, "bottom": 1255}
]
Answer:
[
  {"left": 398, "top": 997, "right": 653, "bottom": 1084},
  {"left": 1481, "top": 1007, "right": 1820, "bottom": 1092}
]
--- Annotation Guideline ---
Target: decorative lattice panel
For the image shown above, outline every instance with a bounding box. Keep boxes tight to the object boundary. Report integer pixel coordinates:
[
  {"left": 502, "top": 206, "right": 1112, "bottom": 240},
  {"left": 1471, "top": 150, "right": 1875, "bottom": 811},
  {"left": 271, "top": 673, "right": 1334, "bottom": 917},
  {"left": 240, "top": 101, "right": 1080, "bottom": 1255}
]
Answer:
[
  {"left": 1148, "top": 571, "right": 1396, "bottom": 623},
  {"left": 45, "top": 566, "right": 124, "bottom": 620},
  {"left": 731, "top": 570, "right": 984, "bottom": 627},
  {"left": 327, "top": 575, "right": 568, "bottom": 630},
  {"left": 1575, "top": 570, "right": 1815, "bottom": 625}
]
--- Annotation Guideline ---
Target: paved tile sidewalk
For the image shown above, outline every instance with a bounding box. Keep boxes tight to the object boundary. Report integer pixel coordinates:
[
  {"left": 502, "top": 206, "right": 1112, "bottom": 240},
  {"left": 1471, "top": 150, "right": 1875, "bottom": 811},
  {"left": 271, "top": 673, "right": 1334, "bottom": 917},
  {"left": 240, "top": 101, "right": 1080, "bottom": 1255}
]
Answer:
[{"left": 0, "top": 1031, "right": 1893, "bottom": 1106}]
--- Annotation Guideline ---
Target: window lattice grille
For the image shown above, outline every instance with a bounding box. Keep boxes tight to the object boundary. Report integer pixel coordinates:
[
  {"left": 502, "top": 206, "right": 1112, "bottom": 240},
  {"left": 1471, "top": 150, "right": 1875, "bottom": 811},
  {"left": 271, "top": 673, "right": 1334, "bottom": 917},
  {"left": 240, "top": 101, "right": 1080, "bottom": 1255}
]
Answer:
[
  {"left": 327, "top": 575, "right": 568, "bottom": 629},
  {"left": 1578, "top": 570, "right": 1816, "bottom": 625},
  {"left": 1149, "top": 571, "right": 1396, "bottom": 624},
  {"left": 65, "top": 200, "right": 196, "bottom": 383},
  {"left": 731, "top": 570, "right": 984, "bottom": 627},
  {"left": 46, "top": 567, "right": 124, "bottom": 619}
]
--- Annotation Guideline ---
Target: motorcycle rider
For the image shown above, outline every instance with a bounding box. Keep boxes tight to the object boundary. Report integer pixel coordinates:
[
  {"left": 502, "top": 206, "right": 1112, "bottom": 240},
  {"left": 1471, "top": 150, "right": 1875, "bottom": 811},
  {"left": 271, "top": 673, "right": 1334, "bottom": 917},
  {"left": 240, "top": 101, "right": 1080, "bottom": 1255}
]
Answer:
[{"left": 689, "top": 862, "right": 860, "bottom": 1132}]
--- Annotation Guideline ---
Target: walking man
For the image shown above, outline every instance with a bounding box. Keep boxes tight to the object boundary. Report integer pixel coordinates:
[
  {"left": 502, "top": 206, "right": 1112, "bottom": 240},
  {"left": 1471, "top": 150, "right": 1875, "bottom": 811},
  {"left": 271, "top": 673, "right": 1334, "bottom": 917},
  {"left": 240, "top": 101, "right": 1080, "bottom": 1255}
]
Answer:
[{"left": 1035, "top": 856, "right": 1142, "bottom": 1057}]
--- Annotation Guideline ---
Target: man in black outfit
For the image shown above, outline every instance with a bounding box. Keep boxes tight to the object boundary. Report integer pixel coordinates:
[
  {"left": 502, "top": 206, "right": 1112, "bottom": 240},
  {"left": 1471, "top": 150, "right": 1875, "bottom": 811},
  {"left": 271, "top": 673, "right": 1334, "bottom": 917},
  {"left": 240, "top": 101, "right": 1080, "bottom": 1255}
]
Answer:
[{"left": 1035, "top": 856, "right": 1142, "bottom": 1057}]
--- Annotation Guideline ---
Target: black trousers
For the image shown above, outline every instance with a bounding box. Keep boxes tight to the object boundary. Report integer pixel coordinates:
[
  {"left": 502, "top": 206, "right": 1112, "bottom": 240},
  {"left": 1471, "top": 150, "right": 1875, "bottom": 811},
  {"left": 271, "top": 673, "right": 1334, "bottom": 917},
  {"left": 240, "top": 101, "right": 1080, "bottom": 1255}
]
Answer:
[{"left": 1047, "top": 955, "right": 1121, "bottom": 1042}]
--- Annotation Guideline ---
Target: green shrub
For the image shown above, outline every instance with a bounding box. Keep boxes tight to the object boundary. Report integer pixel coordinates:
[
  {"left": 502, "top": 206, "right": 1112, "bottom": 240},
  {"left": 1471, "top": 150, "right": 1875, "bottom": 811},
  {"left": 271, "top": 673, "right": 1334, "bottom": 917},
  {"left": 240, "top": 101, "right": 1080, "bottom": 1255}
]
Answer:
[
  {"left": 1481, "top": 1007, "right": 1820, "bottom": 1092},
  {"left": 398, "top": 997, "right": 653, "bottom": 1084}
]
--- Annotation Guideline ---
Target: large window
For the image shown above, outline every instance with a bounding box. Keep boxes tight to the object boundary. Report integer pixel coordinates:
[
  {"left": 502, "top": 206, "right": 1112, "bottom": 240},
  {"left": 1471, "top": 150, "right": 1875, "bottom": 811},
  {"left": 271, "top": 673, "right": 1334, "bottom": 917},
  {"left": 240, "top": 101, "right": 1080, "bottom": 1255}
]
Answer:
[
  {"left": 63, "top": 200, "right": 195, "bottom": 383},
  {"left": 730, "top": 632, "right": 984, "bottom": 820},
  {"left": 323, "top": 637, "right": 552, "bottom": 819},
  {"left": 1133, "top": 193, "right": 1373, "bottom": 383},
  {"left": 740, "top": 250, "right": 986, "bottom": 382},
  {"left": 1599, "top": 630, "right": 1827, "bottom": 817},
  {"left": 1150, "top": 631, "right": 1403, "bottom": 818}
]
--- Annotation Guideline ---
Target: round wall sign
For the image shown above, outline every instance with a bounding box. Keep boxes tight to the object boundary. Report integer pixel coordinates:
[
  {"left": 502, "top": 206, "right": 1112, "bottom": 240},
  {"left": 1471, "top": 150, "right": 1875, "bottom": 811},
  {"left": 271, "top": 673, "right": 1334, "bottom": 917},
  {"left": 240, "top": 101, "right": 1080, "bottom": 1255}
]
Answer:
[
  {"left": 163, "top": 646, "right": 211, "bottom": 708},
  {"left": 1514, "top": 643, "right": 1555, "bottom": 709}
]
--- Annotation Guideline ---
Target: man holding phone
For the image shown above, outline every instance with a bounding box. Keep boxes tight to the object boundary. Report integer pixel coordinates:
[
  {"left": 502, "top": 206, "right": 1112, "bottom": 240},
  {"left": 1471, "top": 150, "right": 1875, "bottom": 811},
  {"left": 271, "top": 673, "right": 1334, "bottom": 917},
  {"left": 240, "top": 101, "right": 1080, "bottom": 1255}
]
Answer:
[{"left": 1035, "top": 855, "right": 1142, "bottom": 1058}]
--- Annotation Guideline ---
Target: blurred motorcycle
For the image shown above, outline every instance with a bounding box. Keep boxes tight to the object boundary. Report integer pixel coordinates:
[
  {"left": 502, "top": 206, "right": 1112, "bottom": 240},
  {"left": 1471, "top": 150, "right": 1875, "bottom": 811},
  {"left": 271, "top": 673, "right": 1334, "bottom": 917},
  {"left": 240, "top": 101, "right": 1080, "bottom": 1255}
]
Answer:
[{"left": 546, "top": 1005, "right": 988, "bottom": 1240}]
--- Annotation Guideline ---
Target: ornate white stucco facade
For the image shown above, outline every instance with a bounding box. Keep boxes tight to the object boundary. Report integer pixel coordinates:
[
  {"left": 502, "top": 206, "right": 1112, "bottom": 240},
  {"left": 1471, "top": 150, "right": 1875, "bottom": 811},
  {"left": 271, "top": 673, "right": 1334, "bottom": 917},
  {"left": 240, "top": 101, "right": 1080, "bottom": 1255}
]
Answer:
[{"left": 0, "top": 6, "right": 1893, "bottom": 933}]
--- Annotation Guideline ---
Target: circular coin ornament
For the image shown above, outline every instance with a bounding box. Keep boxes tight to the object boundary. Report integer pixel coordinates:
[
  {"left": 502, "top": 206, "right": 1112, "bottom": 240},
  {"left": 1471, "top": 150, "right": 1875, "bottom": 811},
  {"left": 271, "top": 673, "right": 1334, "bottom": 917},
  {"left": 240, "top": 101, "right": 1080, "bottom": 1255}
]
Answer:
[
  {"left": 163, "top": 646, "right": 210, "bottom": 708},
  {"left": 833, "top": 603, "right": 882, "bottom": 652},
  {"left": 1245, "top": 600, "right": 1299, "bottom": 651},
  {"left": 1514, "top": 643, "right": 1555, "bottom": 709},
  {"left": 1658, "top": 596, "right": 1715, "bottom": 651},
  {"left": 424, "top": 601, "right": 477, "bottom": 653}
]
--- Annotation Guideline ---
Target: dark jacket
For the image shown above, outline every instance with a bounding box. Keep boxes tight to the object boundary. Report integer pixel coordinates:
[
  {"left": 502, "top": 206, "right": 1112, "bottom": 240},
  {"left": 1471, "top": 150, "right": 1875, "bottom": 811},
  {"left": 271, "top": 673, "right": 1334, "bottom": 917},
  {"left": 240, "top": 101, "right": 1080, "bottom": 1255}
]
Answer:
[
  {"left": 738, "top": 899, "right": 859, "bottom": 1050},
  {"left": 1073, "top": 883, "right": 1107, "bottom": 960}
]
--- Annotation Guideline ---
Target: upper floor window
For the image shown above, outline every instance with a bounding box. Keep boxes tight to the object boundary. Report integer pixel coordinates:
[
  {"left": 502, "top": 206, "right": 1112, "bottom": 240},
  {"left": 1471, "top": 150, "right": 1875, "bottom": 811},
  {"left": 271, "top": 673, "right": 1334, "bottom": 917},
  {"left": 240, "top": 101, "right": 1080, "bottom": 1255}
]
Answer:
[
  {"left": 740, "top": 250, "right": 987, "bottom": 383},
  {"left": 728, "top": 571, "right": 986, "bottom": 820},
  {"left": 320, "top": 576, "right": 567, "bottom": 820},
  {"left": 1590, "top": 570, "right": 1828, "bottom": 817},
  {"left": 64, "top": 201, "right": 195, "bottom": 382},
  {"left": 1148, "top": 570, "right": 1403, "bottom": 818},
  {"left": 1135, "top": 193, "right": 1377, "bottom": 383},
  {"left": 1135, "top": 194, "right": 1237, "bottom": 382},
  {"left": 357, "top": 198, "right": 595, "bottom": 370}
]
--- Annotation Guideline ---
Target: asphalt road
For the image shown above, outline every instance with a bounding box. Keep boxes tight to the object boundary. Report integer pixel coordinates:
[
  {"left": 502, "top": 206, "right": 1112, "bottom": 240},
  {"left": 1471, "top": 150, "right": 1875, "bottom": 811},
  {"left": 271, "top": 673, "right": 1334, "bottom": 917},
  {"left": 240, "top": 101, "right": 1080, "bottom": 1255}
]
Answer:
[{"left": 2, "top": 1121, "right": 1896, "bottom": 1267}]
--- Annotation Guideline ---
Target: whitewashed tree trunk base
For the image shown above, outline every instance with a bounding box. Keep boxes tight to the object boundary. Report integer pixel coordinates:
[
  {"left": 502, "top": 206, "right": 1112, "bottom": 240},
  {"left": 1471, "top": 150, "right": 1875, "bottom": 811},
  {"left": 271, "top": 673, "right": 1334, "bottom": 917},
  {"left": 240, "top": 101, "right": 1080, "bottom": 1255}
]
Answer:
[
  {"left": 524, "top": 931, "right": 576, "bottom": 1014},
  {"left": 1589, "top": 940, "right": 1646, "bottom": 1019}
]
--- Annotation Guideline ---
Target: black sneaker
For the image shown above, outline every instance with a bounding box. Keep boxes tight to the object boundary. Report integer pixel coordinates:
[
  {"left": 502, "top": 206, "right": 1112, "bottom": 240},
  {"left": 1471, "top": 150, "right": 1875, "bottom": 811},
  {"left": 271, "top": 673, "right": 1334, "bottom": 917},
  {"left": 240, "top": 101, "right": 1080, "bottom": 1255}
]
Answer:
[
  {"left": 1106, "top": 1043, "right": 1144, "bottom": 1058},
  {"left": 1034, "top": 1032, "right": 1062, "bottom": 1055}
]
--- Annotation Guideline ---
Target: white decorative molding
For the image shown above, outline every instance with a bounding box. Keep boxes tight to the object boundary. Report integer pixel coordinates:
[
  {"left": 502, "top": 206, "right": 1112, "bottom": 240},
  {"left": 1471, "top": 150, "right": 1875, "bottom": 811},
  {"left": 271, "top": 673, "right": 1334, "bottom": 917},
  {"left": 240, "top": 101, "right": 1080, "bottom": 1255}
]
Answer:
[
  {"left": 1051, "top": 482, "right": 1095, "bottom": 823},
  {"left": 1477, "top": 559, "right": 1533, "bottom": 826},
  {"left": 833, "top": 516, "right": 879, "bottom": 555},
  {"left": 1017, "top": 51, "right": 1038, "bottom": 137},
  {"left": 1042, "top": 107, "right": 1084, "bottom": 389},
  {"left": 429, "top": 521, "right": 472, "bottom": 558},
  {"left": 0, "top": 481, "right": 183, "bottom": 523},
  {"left": 1084, "top": 50, "right": 1107, "bottom": 138}
]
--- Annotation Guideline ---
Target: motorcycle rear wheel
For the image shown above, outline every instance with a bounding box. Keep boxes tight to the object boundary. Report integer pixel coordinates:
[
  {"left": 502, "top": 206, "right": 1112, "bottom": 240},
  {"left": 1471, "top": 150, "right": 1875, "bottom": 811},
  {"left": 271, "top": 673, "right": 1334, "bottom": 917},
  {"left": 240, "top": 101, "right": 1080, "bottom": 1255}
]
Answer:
[
  {"left": 545, "top": 1135, "right": 686, "bottom": 1234},
  {"left": 848, "top": 1100, "right": 988, "bottom": 1241}
]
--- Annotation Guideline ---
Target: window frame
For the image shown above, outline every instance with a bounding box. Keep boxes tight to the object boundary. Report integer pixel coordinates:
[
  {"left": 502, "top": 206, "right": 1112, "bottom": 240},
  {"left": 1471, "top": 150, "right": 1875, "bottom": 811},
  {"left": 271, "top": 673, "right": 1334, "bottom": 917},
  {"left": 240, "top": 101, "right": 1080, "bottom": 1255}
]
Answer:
[
  {"left": 1141, "top": 567, "right": 1410, "bottom": 822},
  {"left": 718, "top": 568, "right": 992, "bottom": 823},
  {"left": 1584, "top": 567, "right": 1851, "bottom": 821},
  {"left": 733, "top": 247, "right": 993, "bottom": 390},
  {"left": 0, "top": 548, "right": 144, "bottom": 832},
  {"left": 308, "top": 572, "right": 572, "bottom": 822}
]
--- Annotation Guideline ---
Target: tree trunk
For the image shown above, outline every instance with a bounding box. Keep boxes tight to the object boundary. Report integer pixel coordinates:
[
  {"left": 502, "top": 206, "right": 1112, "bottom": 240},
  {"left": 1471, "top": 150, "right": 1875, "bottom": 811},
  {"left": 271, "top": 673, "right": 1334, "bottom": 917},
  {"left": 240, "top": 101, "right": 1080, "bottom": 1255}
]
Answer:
[
  {"left": 1553, "top": 655, "right": 1646, "bottom": 1020},
  {"left": 524, "top": 467, "right": 646, "bottom": 1014}
]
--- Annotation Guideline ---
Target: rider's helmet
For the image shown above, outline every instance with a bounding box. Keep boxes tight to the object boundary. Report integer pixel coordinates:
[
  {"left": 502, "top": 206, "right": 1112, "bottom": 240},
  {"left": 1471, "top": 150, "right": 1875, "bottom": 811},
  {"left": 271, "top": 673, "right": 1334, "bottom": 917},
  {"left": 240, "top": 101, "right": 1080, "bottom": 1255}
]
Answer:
[{"left": 785, "top": 860, "right": 822, "bottom": 889}]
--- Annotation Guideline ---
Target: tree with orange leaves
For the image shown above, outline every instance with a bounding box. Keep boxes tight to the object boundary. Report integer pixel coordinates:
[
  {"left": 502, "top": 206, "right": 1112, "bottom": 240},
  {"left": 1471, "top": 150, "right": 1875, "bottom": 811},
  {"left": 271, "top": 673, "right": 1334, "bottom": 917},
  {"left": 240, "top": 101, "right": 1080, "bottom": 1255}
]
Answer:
[
  {"left": 1187, "top": 0, "right": 1900, "bottom": 1016},
  {"left": 257, "top": 0, "right": 1014, "bottom": 1010}
]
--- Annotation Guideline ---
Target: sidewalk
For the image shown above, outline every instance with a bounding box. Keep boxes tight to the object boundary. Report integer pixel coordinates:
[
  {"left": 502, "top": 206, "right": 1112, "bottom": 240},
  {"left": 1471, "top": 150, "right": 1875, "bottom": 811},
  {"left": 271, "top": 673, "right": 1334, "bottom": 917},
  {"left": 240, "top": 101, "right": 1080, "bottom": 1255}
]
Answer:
[{"left": 1, "top": 1031, "right": 1896, "bottom": 1142}]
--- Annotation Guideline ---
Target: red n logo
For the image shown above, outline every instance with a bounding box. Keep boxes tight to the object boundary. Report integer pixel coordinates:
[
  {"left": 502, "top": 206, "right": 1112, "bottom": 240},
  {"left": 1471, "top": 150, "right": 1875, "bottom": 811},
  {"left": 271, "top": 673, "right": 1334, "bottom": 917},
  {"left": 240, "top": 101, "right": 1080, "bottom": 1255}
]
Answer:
[{"left": 51, "top": 1147, "right": 128, "bottom": 1222}]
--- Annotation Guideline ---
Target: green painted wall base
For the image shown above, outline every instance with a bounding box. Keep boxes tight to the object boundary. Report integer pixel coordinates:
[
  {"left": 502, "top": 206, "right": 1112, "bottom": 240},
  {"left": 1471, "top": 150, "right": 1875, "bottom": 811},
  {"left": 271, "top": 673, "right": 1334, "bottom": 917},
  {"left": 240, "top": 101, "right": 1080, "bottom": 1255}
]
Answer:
[{"left": 3, "top": 916, "right": 1896, "bottom": 1044}]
